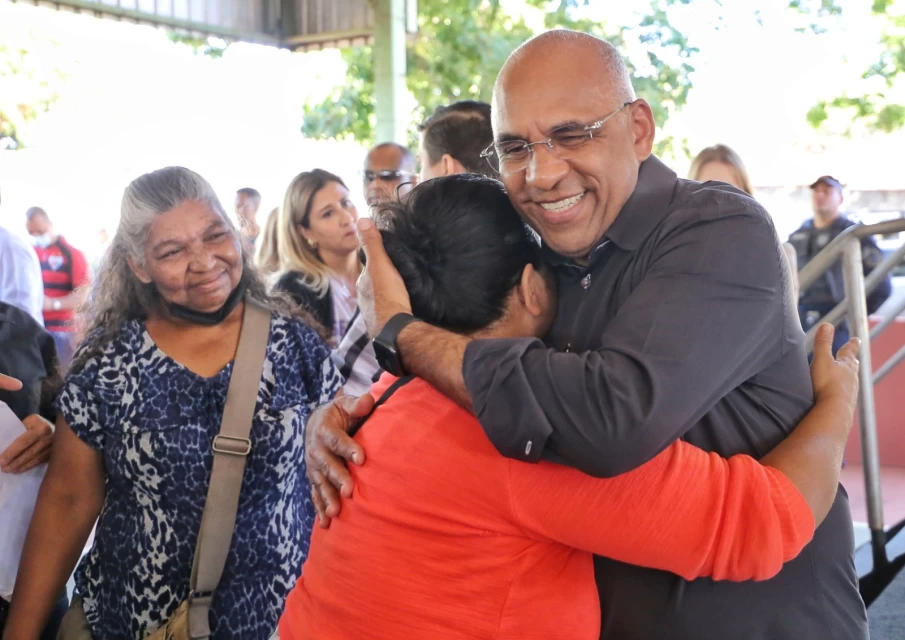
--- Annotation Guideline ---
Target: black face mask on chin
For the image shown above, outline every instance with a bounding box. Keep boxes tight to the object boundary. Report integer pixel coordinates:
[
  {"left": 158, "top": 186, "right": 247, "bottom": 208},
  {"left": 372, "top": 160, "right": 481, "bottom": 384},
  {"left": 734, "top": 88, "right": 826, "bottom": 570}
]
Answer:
[{"left": 164, "top": 279, "right": 248, "bottom": 326}]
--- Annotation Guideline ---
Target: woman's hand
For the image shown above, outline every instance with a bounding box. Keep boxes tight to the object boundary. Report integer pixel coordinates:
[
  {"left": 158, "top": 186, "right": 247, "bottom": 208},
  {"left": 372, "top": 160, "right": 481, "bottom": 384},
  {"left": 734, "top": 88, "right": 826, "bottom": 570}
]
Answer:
[
  {"left": 761, "top": 323, "right": 862, "bottom": 526},
  {"left": 810, "top": 323, "right": 860, "bottom": 416},
  {"left": 0, "top": 414, "right": 55, "bottom": 474}
]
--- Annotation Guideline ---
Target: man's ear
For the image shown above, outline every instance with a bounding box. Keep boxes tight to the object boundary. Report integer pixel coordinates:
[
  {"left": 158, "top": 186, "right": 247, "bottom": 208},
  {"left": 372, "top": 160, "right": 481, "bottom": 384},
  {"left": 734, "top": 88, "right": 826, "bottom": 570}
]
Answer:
[
  {"left": 443, "top": 154, "right": 467, "bottom": 177},
  {"left": 628, "top": 99, "right": 656, "bottom": 162},
  {"left": 127, "top": 256, "right": 153, "bottom": 284}
]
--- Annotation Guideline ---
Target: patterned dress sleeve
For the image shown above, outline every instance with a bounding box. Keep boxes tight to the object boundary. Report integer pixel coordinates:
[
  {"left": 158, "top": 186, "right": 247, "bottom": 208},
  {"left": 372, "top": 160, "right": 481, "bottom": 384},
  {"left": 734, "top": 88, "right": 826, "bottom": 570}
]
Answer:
[
  {"left": 286, "top": 316, "right": 343, "bottom": 411},
  {"left": 57, "top": 365, "right": 105, "bottom": 452}
]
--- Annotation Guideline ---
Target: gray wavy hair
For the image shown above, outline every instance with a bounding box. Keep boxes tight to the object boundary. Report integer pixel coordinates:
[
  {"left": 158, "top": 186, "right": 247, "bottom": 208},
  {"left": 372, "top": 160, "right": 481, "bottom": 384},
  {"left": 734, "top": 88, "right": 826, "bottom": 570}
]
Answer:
[{"left": 71, "top": 166, "right": 319, "bottom": 374}]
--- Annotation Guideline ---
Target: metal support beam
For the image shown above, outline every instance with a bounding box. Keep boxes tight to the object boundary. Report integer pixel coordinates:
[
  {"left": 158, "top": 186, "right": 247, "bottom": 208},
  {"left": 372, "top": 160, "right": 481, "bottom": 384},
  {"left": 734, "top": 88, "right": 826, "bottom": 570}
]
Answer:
[
  {"left": 372, "top": 0, "right": 408, "bottom": 143},
  {"left": 842, "top": 241, "right": 888, "bottom": 569}
]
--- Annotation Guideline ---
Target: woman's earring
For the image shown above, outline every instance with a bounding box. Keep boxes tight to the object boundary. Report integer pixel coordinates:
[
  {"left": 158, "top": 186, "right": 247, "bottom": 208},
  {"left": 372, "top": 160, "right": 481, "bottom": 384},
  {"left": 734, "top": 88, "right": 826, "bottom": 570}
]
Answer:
[{"left": 308, "top": 238, "right": 318, "bottom": 250}]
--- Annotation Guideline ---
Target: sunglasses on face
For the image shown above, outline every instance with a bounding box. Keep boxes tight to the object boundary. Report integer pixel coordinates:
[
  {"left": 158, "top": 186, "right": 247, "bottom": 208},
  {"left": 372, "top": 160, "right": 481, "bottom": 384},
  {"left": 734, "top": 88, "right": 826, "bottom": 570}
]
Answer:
[{"left": 362, "top": 170, "right": 414, "bottom": 184}]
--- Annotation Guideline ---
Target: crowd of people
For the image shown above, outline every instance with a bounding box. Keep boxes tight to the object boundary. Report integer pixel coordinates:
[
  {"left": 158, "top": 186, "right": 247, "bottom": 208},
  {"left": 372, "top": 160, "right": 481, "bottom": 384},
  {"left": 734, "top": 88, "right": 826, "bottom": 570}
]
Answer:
[{"left": 0, "top": 28, "right": 886, "bottom": 640}]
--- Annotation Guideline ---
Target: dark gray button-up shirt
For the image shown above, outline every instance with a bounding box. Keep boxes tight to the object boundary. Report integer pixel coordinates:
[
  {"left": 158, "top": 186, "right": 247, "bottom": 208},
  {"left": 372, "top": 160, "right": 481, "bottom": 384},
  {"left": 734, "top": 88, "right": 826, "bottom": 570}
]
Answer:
[{"left": 462, "top": 156, "right": 867, "bottom": 640}]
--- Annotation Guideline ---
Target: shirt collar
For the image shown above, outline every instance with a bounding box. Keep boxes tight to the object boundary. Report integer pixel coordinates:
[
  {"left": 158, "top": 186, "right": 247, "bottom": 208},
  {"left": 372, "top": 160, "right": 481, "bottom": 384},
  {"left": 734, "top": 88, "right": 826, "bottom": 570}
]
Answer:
[
  {"left": 603, "top": 155, "right": 678, "bottom": 251},
  {"left": 539, "top": 155, "right": 678, "bottom": 266}
]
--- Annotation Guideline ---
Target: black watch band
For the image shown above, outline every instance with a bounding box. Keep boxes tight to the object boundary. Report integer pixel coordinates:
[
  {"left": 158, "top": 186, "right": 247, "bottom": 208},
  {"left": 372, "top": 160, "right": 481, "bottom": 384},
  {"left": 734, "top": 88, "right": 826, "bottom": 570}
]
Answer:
[{"left": 373, "top": 313, "right": 419, "bottom": 377}]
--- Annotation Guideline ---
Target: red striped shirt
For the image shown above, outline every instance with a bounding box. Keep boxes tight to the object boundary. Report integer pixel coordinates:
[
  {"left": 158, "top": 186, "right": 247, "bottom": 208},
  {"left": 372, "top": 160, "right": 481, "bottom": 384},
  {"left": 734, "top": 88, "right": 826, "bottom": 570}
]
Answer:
[{"left": 33, "top": 236, "right": 89, "bottom": 330}]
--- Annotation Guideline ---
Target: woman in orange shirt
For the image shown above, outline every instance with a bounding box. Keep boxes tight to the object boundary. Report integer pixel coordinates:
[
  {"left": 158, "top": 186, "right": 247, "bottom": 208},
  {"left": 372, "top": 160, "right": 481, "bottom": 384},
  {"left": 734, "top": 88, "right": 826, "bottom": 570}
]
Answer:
[{"left": 281, "top": 175, "right": 860, "bottom": 640}]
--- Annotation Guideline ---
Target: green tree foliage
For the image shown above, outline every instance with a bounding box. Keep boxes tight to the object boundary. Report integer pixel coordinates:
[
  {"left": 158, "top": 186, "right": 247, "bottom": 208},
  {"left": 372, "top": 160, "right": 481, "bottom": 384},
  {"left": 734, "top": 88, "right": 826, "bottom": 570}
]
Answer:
[
  {"left": 168, "top": 34, "right": 230, "bottom": 59},
  {"left": 802, "top": 0, "right": 905, "bottom": 133},
  {"left": 0, "top": 42, "right": 68, "bottom": 149},
  {"left": 301, "top": 0, "right": 699, "bottom": 155}
]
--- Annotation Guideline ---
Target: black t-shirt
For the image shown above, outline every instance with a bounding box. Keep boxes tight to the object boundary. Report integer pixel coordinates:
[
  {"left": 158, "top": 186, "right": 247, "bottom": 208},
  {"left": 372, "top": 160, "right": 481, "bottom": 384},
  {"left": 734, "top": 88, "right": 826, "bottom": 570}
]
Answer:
[{"left": 0, "top": 303, "right": 58, "bottom": 421}]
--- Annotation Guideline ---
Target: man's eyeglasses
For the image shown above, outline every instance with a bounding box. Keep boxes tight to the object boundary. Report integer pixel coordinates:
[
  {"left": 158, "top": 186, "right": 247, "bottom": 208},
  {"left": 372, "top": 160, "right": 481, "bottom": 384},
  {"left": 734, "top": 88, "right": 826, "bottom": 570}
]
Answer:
[
  {"left": 480, "top": 101, "right": 634, "bottom": 174},
  {"left": 362, "top": 169, "right": 415, "bottom": 184}
]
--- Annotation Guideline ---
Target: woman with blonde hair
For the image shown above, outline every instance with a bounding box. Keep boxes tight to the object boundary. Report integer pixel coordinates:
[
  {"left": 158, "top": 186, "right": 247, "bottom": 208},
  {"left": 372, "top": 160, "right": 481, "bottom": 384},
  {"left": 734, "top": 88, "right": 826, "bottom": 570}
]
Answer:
[
  {"left": 274, "top": 170, "right": 361, "bottom": 346},
  {"left": 690, "top": 144, "right": 799, "bottom": 299},
  {"left": 688, "top": 144, "right": 755, "bottom": 196},
  {"left": 254, "top": 207, "right": 282, "bottom": 277}
]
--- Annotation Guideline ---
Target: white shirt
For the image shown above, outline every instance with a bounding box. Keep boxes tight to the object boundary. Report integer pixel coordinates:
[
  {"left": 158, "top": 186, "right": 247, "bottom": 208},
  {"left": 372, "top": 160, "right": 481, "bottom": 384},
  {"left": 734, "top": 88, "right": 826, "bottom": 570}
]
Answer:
[
  {"left": 0, "top": 226, "right": 44, "bottom": 325},
  {"left": 330, "top": 311, "right": 380, "bottom": 397},
  {"left": 328, "top": 275, "right": 357, "bottom": 346}
]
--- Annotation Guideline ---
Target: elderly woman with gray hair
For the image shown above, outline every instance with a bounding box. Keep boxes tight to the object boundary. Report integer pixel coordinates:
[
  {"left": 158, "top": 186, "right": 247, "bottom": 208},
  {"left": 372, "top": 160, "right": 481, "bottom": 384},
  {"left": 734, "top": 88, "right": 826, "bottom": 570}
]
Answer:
[{"left": 3, "top": 167, "right": 341, "bottom": 640}]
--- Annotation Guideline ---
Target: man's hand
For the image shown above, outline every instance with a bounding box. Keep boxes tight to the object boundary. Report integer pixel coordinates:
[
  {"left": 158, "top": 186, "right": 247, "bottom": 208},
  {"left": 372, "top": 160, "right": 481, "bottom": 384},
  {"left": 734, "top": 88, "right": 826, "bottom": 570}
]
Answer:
[
  {"left": 0, "top": 414, "right": 54, "bottom": 474},
  {"left": 0, "top": 374, "right": 23, "bottom": 391},
  {"left": 305, "top": 393, "right": 376, "bottom": 527},
  {"left": 357, "top": 218, "right": 412, "bottom": 338}
]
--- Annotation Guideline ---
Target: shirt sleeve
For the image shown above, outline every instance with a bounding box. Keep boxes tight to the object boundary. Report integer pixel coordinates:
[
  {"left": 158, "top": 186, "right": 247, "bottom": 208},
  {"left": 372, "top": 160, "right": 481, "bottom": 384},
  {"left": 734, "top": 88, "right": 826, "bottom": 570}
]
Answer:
[
  {"left": 57, "top": 379, "right": 105, "bottom": 451},
  {"left": 287, "top": 316, "right": 343, "bottom": 411},
  {"left": 0, "top": 235, "right": 45, "bottom": 325},
  {"left": 507, "top": 440, "right": 815, "bottom": 582},
  {"left": 331, "top": 312, "right": 381, "bottom": 397},
  {"left": 464, "top": 201, "right": 787, "bottom": 477}
]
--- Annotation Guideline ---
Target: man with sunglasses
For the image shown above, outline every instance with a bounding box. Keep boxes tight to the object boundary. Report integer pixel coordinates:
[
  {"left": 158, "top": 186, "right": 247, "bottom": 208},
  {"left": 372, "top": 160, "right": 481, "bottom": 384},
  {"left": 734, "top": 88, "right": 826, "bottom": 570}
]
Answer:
[
  {"left": 362, "top": 142, "right": 418, "bottom": 208},
  {"left": 308, "top": 30, "right": 866, "bottom": 640}
]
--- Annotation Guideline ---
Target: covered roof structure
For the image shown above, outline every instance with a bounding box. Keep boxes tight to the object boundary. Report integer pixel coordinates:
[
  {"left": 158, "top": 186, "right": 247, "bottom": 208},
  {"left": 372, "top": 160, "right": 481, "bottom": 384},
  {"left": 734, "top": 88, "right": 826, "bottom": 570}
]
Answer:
[{"left": 15, "top": 0, "right": 415, "bottom": 139}]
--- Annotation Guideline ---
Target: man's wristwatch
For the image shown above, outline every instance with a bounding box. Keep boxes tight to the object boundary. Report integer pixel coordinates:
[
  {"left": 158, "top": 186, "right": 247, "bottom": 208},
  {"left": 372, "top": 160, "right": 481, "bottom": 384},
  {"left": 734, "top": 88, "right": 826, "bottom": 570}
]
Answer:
[
  {"left": 52, "top": 300, "right": 62, "bottom": 311},
  {"left": 373, "top": 313, "right": 419, "bottom": 377}
]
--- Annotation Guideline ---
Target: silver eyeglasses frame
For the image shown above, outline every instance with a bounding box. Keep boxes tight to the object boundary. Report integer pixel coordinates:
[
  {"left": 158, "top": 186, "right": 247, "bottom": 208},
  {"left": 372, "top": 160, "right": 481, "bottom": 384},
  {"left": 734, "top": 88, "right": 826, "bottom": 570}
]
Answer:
[{"left": 480, "top": 101, "right": 635, "bottom": 174}]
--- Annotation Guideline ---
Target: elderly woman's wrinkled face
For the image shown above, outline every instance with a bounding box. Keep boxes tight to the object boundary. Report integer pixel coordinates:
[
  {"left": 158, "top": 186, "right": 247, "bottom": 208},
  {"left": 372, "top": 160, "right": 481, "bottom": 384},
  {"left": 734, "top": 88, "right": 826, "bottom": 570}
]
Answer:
[{"left": 130, "top": 200, "right": 243, "bottom": 313}]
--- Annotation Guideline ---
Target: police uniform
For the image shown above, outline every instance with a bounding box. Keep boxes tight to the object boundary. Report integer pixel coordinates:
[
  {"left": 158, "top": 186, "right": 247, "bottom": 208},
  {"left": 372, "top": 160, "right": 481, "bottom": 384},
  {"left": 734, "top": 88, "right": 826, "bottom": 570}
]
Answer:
[{"left": 789, "top": 215, "right": 892, "bottom": 353}]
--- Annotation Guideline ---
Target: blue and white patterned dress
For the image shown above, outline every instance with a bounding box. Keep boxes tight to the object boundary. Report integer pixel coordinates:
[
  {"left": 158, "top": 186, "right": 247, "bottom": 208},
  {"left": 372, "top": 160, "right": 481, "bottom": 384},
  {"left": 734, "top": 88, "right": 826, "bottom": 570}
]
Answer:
[{"left": 57, "top": 312, "right": 342, "bottom": 640}]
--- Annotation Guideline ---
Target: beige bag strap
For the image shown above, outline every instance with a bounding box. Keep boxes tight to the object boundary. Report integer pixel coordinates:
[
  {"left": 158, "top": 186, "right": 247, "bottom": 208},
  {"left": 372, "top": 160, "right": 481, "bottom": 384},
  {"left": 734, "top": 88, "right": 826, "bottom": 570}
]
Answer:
[{"left": 187, "top": 302, "right": 271, "bottom": 639}]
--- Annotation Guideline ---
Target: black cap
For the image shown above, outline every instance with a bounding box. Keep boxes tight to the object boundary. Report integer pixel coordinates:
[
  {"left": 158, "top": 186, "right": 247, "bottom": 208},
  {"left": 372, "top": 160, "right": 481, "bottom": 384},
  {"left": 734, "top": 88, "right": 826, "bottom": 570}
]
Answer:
[{"left": 810, "top": 175, "right": 843, "bottom": 192}]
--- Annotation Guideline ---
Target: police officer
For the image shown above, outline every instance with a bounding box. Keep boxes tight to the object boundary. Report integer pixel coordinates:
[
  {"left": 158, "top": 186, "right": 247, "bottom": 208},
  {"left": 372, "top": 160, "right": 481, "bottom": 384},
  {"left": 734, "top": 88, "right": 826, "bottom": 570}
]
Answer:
[{"left": 789, "top": 175, "right": 892, "bottom": 353}]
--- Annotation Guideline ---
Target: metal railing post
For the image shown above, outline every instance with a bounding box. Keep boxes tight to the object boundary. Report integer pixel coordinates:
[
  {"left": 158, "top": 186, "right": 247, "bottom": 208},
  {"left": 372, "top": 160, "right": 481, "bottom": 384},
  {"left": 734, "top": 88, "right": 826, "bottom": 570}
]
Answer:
[{"left": 842, "top": 240, "right": 888, "bottom": 568}]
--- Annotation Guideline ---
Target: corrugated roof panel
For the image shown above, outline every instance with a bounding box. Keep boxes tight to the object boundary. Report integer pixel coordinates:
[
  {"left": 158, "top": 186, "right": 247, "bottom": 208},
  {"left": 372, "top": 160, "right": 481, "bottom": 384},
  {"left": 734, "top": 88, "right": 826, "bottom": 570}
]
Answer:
[{"left": 22, "top": 0, "right": 394, "bottom": 49}]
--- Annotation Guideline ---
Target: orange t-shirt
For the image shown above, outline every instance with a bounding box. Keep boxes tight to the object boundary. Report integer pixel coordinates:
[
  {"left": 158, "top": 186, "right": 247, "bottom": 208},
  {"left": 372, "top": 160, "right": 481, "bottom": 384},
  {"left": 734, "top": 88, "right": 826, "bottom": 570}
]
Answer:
[{"left": 280, "top": 375, "right": 814, "bottom": 640}]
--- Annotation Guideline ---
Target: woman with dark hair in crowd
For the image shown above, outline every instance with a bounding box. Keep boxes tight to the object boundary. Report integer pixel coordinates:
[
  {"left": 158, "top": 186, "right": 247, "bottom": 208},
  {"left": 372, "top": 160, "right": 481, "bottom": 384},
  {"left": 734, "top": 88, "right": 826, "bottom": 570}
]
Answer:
[
  {"left": 280, "top": 174, "right": 860, "bottom": 640},
  {"left": 5, "top": 167, "right": 341, "bottom": 640},
  {"left": 274, "top": 170, "right": 361, "bottom": 346}
]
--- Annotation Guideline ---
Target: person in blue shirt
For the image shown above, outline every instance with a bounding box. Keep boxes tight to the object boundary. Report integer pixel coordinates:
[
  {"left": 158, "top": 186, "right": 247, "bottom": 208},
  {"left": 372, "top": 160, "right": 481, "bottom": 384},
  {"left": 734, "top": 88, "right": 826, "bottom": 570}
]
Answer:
[{"left": 788, "top": 175, "right": 892, "bottom": 353}]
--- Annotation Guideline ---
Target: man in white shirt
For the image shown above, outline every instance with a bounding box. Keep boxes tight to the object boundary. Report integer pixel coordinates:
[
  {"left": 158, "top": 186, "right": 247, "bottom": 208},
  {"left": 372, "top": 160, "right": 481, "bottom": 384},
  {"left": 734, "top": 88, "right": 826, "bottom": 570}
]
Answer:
[{"left": 0, "top": 189, "right": 44, "bottom": 324}]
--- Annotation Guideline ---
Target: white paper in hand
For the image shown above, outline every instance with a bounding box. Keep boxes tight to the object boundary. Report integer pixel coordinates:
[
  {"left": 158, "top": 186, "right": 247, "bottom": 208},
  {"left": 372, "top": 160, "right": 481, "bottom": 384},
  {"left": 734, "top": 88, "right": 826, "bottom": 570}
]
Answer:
[{"left": 0, "top": 400, "right": 47, "bottom": 599}]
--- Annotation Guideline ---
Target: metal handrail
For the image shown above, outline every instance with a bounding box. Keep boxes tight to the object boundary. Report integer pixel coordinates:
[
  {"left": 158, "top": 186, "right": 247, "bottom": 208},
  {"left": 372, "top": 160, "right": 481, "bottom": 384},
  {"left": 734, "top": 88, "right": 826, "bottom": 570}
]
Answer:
[
  {"left": 803, "top": 240, "right": 905, "bottom": 353},
  {"left": 797, "top": 217, "right": 905, "bottom": 577},
  {"left": 797, "top": 219, "right": 905, "bottom": 293}
]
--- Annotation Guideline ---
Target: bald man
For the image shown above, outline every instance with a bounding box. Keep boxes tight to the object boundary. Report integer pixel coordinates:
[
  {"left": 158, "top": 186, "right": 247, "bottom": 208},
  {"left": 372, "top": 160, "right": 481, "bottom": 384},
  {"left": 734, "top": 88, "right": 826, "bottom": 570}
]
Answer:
[
  {"left": 308, "top": 30, "right": 866, "bottom": 640},
  {"left": 362, "top": 142, "right": 417, "bottom": 208}
]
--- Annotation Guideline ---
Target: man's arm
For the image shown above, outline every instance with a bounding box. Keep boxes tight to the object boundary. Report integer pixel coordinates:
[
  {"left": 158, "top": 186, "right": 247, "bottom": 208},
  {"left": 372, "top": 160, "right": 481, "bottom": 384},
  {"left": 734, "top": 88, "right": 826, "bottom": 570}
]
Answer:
[
  {"left": 43, "top": 289, "right": 86, "bottom": 312},
  {"left": 359, "top": 205, "right": 789, "bottom": 477},
  {"left": 469, "top": 207, "right": 787, "bottom": 476},
  {"left": 1, "top": 236, "right": 44, "bottom": 324},
  {"left": 308, "top": 210, "right": 784, "bottom": 521},
  {"left": 509, "top": 326, "right": 858, "bottom": 577}
]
